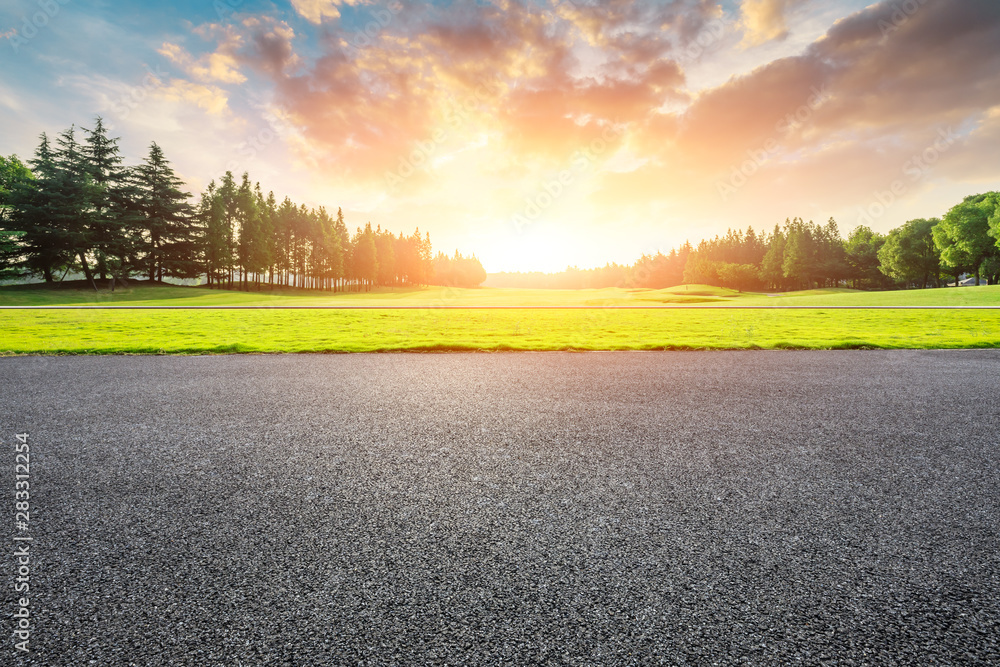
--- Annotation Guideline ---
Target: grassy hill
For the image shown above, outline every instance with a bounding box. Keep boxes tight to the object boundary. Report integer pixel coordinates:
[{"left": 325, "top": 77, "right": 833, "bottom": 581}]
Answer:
[{"left": 2, "top": 280, "right": 999, "bottom": 308}]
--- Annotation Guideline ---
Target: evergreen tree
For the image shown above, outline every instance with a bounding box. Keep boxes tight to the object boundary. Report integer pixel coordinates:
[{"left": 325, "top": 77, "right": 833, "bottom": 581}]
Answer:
[
  {"left": 198, "top": 181, "right": 230, "bottom": 287},
  {"left": 83, "top": 117, "right": 138, "bottom": 282},
  {"left": 759, "top": 224, "right": 786, "bottom": 290},
  {"left": 352, "top": 223, "right": 378, "bottom": 291},
  {"left": 54, "top": 126, "right": 103, "bottom": 288},
  {"left": 374, "top": 225, "right": 396, "bottom": 286},
  {"left": 235, "top": 173, "right": 269, "bottom": 289},
  {"left": 333, "top": 207, "right": 350, "bottom": 290},
  {"left": 134, "top": 143, "right": 196, "bottom": 281},
  {"left": 217, "top": 171, "right": 239, "bottom": 288}
]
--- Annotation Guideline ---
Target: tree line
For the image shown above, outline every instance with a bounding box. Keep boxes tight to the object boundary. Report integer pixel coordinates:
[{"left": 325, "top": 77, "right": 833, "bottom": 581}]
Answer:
[
  {"left": 0, "top": 118, "right": 487, "bottom": 290},
  {"left": 490, "top": 195, "right": 1000, "bottom": 291}
]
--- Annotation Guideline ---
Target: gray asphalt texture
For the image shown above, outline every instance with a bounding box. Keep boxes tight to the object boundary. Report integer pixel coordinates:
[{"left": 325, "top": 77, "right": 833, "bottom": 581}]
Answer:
[{"left": 2, "top": 351, "right": 999, "bottom": 665}]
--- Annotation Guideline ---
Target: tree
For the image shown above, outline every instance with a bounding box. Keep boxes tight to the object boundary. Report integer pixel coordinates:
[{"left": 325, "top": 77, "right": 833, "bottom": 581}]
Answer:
[
  {"left": 682, "top": 254, "right": 720, "bottom": 285},
  {"left": 134, "top": 143, "right": 196, "bottom": 281},
  {"left": 716, "top": 263, "right": 761, "bottom": 292},
  {"left": 759, "top": 224, "right": 786, "bottom": 290},
  {"left": 54, "top": 126, "right": 103, "bottom": 288},
  {"left": 816, "top": 218, "right": 848, "bottom": 287},
  {"left": 374, "top": 225, "right": 396, "bottom": 286},
  {"left": 934, "top": 193, "right": 999, "bottom": 285},
  {"left": 0, "top": 155, "right": 34, "bottom": 280},
  {"left": 6, "top": 128, "right": 101, "bottom": 287},
  {"left": 845, "top": 225, "right": 887, "bottom": 289},
  {"left": 430, "top": 251, "right": 487, "bottom": 287},
  {"left": 198, "top": 181, "right": 230, "bottom": 287},
  {"left": 352, "top": 223, "right": 377, "bottom": 291},
  {"left": 878, "top": 218, "right": 941, "bottom": 289},
  {"left": 0, "top": 155, "right": 33, "bottom": 223},
  {"left": 235, "top": 174, "right": 269, "bottom": 289},
  {"left": 782, "top": 218, "right": 818, "bottom": 289},
  {"left": 986, "top": 192, "right": 1000, "bottom": 258},
  {"left": 216, "top": 171, "right": 238, "bottom": 288},
  {"left": 83, "top": 117, "right": 138, "bottom": 282},
  {"left": 333, "top": 207, "right": 350, "bottom": 291},
  {"left": 3, "top": 119, "right": 451, "bottom": 291}
]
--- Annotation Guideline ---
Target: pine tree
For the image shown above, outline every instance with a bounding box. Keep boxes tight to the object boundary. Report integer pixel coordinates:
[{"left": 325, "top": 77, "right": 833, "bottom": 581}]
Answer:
[
  {"left": 235, "top": 174, "right": 269, "bottom": 289},
  {"left": 333, "top": 207, "right": 350, "bottom": 291},
  {"left": 217, "top": 171, "right": 238, "bottom": 288},
  {"left": 275, "top": 196, "right": 296, "bottom": 286},
  {"left": 352, "top": 223, "right": 377, "bottom": 291},
  {"left": 135, "top": 143, "right": 196, "bottom": 281},
  {"left": 198, "top": 181, "right": 230, "bottom": 287},
  {"left": 263, "top": 190, "right": 279, "bottom": 285},
  {"left": 83, "top": 117, "right": 141, "bottom": 285},
  {"left": 53, "top": 126, "right": 103, "bottom": 289},
  {"left": 759, "top": 224, "right": 786, "bottom": 290}
]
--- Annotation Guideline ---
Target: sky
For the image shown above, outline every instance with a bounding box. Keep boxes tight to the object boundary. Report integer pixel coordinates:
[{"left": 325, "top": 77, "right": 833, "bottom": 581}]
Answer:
[{"left": 2, "top": 0, "right": 999, "bottom": 273}]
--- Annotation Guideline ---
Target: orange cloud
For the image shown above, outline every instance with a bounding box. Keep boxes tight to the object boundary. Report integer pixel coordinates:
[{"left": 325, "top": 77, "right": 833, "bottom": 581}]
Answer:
[
  {"left": 158, "top": 42, "right": 247, "bottom": 84},
  {"left": 739, "top": 0, "right": 807, "bottom": 46},
  {"left": 159, "top": 0, "right": 1000, "bottom": 270},
  {"left": 155, "top": 79, "right": 230, "bottom": 116}
]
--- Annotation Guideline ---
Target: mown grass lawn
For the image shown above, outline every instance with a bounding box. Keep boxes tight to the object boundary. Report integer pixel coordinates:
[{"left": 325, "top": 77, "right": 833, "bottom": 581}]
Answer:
[
  {"left": 1, "top": 307, "right": 998, "bottom": 354},
  {"left": 1, "top": 282, "right": 998, "bottom": 354},
  {"left": 3, "top": 280, "right": 1000, "bottom": 307}
]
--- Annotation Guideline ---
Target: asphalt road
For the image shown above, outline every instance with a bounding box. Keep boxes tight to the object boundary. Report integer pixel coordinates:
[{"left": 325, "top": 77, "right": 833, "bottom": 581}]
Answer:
[{"left": 2, "top": 351, "right": 999, "bottom": 665}]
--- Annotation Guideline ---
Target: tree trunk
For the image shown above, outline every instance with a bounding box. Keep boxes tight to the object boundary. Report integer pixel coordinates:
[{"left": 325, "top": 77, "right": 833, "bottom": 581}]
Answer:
[{"left": 78, "top": 252, "right": 98, "bottom": 291}]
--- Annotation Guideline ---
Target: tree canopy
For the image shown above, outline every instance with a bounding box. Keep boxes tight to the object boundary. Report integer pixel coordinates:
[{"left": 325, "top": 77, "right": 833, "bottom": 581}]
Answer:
[{"left": 0, "top": 118, "right": 484, "bottom": 291}]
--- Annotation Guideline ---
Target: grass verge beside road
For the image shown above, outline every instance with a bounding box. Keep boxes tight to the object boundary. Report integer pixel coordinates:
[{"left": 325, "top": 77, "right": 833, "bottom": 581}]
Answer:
[
  {"left": 1, "top": 308, "right": 998, "bottom": 354},
  {"left": 2, "top": 282, "right": 998, "bottom": 354}
]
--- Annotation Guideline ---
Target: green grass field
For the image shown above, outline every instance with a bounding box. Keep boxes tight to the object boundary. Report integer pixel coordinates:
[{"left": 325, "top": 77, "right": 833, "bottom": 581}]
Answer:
[{"left": 1, "top": 282, "right": 999, "bottom": 354}]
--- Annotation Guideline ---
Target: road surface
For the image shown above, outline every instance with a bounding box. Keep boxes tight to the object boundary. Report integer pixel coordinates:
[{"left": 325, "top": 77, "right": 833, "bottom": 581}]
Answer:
[{"left": 2, "top": 352, "right": 998, "bottom": 664}]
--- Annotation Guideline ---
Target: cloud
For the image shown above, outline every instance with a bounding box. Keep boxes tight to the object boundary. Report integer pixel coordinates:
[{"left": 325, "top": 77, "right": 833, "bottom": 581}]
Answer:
[
  {"left": 180, "top": 0, "right": 1000, "bottom": 191},
  {"left": 238, "top": 16, "right": 300, "bottom": 75},
  {"left": 655, "top": 0, "right": 1000, "bottom": 217},
  {"left": 740, "top": 0, "right": 807, "bottom": 46},
  {"left": 129, "top": 0, "right": 1000, "bottom": 264},
  {"left": 155, "top": 79, "right": 231, "bottom": 116},
  {"left": 219, "top": 0, "right": 705, "bottom": 178},
  {"left": 158, "top": 42, "right": 247, "bottom": 84},
  {"left": 290, "top": 0, "right": 368, "bottom": 25}
]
